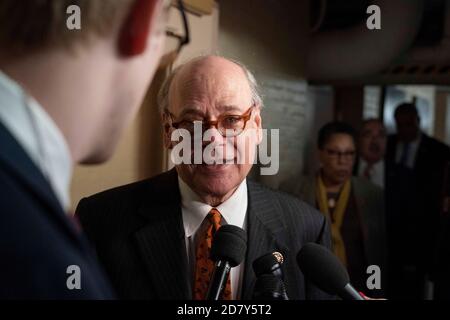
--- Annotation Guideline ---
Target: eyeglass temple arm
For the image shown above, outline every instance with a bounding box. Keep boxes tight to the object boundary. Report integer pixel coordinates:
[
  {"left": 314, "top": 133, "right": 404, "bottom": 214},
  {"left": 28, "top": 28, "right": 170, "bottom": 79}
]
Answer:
[{"left": 177, "top": 0, "right": 190, "bottom": 47}]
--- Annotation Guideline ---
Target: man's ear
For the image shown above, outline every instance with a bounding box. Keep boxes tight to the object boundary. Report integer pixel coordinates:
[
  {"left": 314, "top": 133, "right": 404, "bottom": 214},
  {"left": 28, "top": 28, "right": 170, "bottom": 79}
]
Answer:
[
  {"left": 254, "top": 107, "right": 263, "bottom": 145},
  {"left": 118, "top": 0, "right": 162, "bottom": 57}
]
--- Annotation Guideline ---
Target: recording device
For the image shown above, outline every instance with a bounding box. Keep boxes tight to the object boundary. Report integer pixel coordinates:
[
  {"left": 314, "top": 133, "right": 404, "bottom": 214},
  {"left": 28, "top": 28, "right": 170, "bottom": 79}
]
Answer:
[
  {"left": 296, "top": 243, "right": 364, "bottom": 300},
  {"left": 206, "top": 224, "right": 247, "bottom": 300},
  {"left": 252, "top": 251, "right": 289, "bottom": 300}
]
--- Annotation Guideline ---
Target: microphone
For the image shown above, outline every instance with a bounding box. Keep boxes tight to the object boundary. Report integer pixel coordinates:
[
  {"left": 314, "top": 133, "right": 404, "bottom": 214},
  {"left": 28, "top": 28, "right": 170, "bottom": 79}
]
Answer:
[
  {"left": 253, "top": 274, "right": 288, "bottom": 300},
  {"left": 296, "top": 243, "right": 364, "bottom": 300},
  {"left": 253, "top": 251, "right": 285, "bottom": 279},
  {"left": 206, "top": 224, "right": 247, "bottom": 300},
  {"left": 252, "top": 252, "right": 289, "bottom": 300}
]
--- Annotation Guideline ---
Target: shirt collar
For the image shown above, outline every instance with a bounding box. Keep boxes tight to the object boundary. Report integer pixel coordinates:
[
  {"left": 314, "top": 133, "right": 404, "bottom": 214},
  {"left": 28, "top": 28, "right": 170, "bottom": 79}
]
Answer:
[
  {"left": 178, "top": 175, "right": 248, "bottom": 238},
  {"left": 0, "top": 70, "right": 72, "bottom": 211},
  {"left": 359, "top": 157, "right": 383, "bottom": 170}
]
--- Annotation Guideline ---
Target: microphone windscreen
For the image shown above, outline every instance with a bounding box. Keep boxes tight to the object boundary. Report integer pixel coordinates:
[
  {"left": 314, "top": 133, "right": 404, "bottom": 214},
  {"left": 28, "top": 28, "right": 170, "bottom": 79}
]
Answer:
[
  {"left": 210, "top": 224, "right": 247, "bottom": 267},
  {"left": 252, "top": 252, "right": 284, "bottom": 277},
  {"left": 296, "top": 242, "right": 349, "bottom": 295}
]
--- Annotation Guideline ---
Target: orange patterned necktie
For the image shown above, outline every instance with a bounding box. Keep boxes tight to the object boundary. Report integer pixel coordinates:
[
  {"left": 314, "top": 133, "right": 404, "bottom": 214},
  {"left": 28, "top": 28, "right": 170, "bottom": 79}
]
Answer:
[{"left": 193, "top": 208, "right": 232, "bottom": 300}]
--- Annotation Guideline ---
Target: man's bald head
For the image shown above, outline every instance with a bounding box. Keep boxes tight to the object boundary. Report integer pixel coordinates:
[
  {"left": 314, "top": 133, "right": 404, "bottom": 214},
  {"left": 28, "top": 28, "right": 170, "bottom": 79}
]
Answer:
[{"left": 158, "top": 55, "right": 262, "bottom": 115}]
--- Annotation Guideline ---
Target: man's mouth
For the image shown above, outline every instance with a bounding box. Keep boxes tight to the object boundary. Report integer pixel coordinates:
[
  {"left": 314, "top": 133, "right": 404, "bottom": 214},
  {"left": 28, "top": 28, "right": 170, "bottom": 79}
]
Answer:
[{"left": 195, "top": 163, "right": 231, "bottom": 173}]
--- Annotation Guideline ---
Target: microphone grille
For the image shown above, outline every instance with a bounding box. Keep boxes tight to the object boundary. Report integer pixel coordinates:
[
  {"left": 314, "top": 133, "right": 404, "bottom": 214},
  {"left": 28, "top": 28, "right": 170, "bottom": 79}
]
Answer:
[
  {"left": 252, "top": 251, "right": 284, "bottom": 277},
  {"left": 210, "top": 224, "right": 247, "bottom": 267},
  {"left": 253, "top": 274, "right": 287, "bottom": 300}
]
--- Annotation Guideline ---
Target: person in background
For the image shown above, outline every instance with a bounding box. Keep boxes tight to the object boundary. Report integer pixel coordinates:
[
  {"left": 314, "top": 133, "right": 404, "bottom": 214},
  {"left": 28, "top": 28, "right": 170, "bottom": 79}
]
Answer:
[
  {"left": 282, "top": 122, "right": 387, "bottom": 296},
  {"left": 0, "top": 0, "right": 169, "bottom": 299},
  {"left": 385, "top": 102, "right": 450, "bottom": 299},
  {"left": 357, "top": 119, "right": 387, "bottom": 189}
]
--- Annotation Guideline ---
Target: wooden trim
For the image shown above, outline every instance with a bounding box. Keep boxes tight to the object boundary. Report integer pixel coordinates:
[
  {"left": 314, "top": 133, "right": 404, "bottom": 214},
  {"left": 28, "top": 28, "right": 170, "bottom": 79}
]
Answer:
[{"left": 174, "top": 0, "right": 215, "bottom": 16}]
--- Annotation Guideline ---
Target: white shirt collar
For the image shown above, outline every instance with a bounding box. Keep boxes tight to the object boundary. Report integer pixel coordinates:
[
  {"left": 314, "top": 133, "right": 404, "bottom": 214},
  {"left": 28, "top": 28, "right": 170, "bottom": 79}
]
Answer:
[
  {"left": 358, "top": 157, "right": 385, "bottom": 188},
  {"left": 395, "top": 134, "right": 422, "bottom": 168},
  {"left": 178, "top": 175, "right": 248, "bottom": 238},
  {"left": 358, "top": 157, "right": 384, "bottom": 172},
  {"left": 0, "top": 70, "right": 72, "bottom": 211}
]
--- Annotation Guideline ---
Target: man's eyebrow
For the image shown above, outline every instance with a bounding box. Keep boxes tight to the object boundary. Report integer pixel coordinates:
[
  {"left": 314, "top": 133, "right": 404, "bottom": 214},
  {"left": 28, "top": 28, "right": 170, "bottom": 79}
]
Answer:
[
  {"left": 216, "top": 105, "right": 242, "bottom": 113},
  {"left": 178, "top": 108, "right": 204, "bottom": 118}
]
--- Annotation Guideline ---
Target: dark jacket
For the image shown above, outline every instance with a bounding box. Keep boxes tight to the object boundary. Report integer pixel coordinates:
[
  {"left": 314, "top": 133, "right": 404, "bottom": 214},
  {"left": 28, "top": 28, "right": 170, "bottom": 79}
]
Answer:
[
  {"left": 76, "top": 169, "right": 334, "bottom": 300},
  {"left": 0, "top": 122, "right": 114, "bottom": 299},
  {"left": 385, "top": 133, "right": 450, "bottom": 273}
]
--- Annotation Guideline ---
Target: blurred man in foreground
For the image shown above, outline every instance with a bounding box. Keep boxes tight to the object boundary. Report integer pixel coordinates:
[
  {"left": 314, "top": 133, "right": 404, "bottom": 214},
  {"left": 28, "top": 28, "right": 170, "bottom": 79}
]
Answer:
[{"left": 0, "top": 0, "right": 169, "bottom": 298}]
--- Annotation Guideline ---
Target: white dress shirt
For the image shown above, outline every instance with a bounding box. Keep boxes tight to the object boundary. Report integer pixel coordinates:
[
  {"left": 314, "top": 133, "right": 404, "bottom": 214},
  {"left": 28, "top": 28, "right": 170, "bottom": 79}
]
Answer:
[
  {"left": 395, "top": 135, "right": 421, "bottom": 169},
  {"left": 358, "top": 158, "right": 385, "bottom": 188},
  {"left": 178, "top": 176, "right": 248, "bottom": 300},
  {"left": 0, "top": 70, "right": 72, "bottom": 211}
]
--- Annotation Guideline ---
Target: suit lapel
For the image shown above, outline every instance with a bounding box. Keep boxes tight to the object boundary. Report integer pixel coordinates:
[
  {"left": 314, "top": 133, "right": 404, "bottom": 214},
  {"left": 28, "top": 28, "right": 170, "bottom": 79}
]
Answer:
[
  {"left": 414, "top": 134, "right": 429, "bottom": 171},
  {"left": 134, "top": 169, "right": 190, "bottom": 299},
  {"left": 242, "top": 181, "right": 292, "bottom": 299}
]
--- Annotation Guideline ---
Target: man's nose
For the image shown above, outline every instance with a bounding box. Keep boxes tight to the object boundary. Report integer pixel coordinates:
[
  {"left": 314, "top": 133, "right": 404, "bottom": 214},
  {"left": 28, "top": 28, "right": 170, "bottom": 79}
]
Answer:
[{"left": 202, "top": 126, "right": 225, "bottom": 147}]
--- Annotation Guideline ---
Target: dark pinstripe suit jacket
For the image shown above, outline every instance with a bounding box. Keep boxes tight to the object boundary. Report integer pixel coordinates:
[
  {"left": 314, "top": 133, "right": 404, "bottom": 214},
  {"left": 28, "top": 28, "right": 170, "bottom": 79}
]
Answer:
[{"left": 76, "top": 169, "right": 333, "bottom": 300}]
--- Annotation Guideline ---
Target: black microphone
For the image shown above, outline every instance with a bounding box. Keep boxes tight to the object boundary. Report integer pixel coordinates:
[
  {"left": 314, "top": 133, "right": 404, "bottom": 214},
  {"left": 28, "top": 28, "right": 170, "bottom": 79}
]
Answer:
[
  {"left": 296, "top": 243, "right": 364, "bottom": 300},
  {"left": 206, "top": 224, "right": 247, "bottom": 300},
  {"left": 253, "top": 274, "right": 288, "bottom": 300},
  {"left": 252, "top": 252, "right": 289, "bottom": 300},
  {"left": 253, "top": 251, "right": 285, "bottom": 279}
]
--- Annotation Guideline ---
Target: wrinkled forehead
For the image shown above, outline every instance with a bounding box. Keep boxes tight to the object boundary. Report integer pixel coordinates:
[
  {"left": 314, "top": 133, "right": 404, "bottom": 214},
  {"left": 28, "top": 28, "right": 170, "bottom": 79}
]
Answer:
[{"left": 168, "top": 60, "right": 253, "bottom": 116}]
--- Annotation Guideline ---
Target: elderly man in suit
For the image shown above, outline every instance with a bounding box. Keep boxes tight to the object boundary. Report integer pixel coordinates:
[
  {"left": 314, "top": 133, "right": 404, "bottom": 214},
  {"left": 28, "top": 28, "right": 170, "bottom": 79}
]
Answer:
[
  {"left": 76, "top": 55, "right": 333, "bottom": 300},
  {"left": 282, "top": 122, "right": 387, "bottom": 297}
]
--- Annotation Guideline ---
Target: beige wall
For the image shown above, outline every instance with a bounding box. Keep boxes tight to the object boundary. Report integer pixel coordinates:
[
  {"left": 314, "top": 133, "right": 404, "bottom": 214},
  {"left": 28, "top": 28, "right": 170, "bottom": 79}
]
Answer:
[
  {"left": 70, "top": 5, "right": 219, "bottom": 210},
  {"left": 218, "top": 0, "right": 307, "bottom": 77},
  {"left": 218, "top": 0, "right": 311, "bottom": 188}
]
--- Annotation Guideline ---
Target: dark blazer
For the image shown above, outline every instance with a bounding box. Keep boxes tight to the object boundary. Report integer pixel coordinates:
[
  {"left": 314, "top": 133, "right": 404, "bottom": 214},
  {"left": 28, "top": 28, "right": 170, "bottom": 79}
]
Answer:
[
  {"left": 0, "top": 122, "right": 114, "bottom": 299},
  {"left": 435, "top": 213, "right": 450, "bottom": 299},
  {"left": 385, "top": 133, "right": 450, "bottom": 273},
  {"left": 75, "top": 169, "right": 334, "bottom": 300}
]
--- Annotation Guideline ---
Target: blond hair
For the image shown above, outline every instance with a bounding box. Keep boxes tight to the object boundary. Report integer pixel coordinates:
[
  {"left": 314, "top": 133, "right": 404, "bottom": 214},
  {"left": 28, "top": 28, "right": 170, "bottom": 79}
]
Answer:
[{"left": 0, "top": 0, "right": 135, "bottom": 56}]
